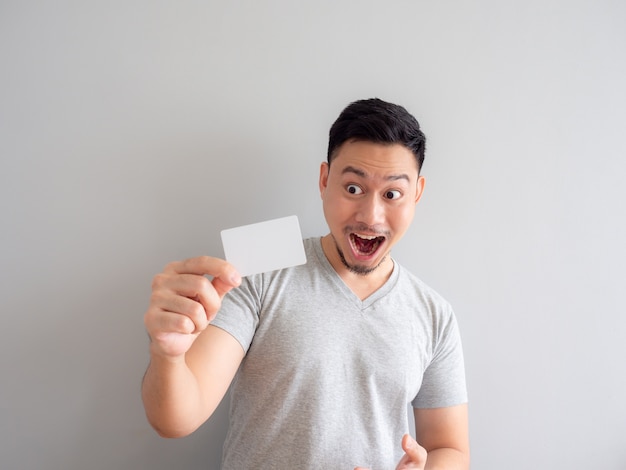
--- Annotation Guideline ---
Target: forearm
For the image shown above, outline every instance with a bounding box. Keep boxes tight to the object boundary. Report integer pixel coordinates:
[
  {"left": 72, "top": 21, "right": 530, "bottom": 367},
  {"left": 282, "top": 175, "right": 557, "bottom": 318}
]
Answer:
[
  {"left": 141, "top": 351, "right": 207, "bottom": 438},
  {"left": 425, "top": 447, "right": 470, "bottom": 470}
]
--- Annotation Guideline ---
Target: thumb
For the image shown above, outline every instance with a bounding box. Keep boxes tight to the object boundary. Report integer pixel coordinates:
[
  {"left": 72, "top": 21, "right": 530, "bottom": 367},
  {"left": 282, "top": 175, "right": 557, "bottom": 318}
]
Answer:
[
  {"left": 354, "top": 467, "right": 369, "bottom": 470},
  {"left": 397, "top": 434, "right": 427, "bottom": 469},
  {"left": 211, "top": 268, "right": 242, "bottom": 299}
]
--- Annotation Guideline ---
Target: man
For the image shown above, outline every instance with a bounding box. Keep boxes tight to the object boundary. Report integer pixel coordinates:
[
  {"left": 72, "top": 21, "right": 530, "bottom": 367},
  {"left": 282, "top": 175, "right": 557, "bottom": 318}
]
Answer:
[{"left": 142, "top": 98, "right": 470, "bottom": 469}]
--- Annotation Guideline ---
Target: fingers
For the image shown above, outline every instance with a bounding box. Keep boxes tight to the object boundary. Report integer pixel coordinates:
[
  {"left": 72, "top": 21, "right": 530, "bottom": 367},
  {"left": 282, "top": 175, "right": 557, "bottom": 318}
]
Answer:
[
  {"left": 158, "top": 256, "right": 242, "bottom": 319},
  {"left": 152, "top": 274, "right": 218, "bottom": 324},
  {"left": 145, "top": 256, "right": 242, "bottom": 357},
  {"left": 150, "top": 284, "right": 210, "bottom": 331},
  {"left": 164, "top": 256, "right": 242, "bottom": 293}
]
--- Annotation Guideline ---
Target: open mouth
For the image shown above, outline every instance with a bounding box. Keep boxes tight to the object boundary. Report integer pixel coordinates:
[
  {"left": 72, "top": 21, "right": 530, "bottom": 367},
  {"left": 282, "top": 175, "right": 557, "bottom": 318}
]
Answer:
[{"left": 349, "top": 233, "right": 385, "bottom": 257}]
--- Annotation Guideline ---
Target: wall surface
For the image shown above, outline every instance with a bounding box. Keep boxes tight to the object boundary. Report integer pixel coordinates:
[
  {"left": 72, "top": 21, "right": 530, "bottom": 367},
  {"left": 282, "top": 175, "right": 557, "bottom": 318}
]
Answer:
[{"left": 1, "top": 1, "right": 625, "bottom": 469}]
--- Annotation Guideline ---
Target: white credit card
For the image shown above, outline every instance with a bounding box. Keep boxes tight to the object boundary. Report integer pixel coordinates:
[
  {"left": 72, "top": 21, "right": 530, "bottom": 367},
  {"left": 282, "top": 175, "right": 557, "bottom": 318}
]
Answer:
[{"left": 220, "top": 215, "right": 307, "bottom": 277}]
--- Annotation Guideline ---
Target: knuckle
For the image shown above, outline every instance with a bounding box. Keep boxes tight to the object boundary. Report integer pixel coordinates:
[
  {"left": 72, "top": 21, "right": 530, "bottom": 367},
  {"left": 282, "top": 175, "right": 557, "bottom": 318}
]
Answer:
[
  {"left": 190, "top": 304, "right": 209, "bottom": 328},
  {"left": 187, "top": 273, "right": 211, "bottom": 295},
  {"left": 163, "top": 260, "right": 179, "bottom": 272},
  {"left": 172, "top": 313, "right": 194, "bottom": 334},
  {"left": 203, "top": 291, "right": 223, "bottom": 319},
  {"left": 149, "top": 289, "right": 167, "bottom": 307},
  {"left": 197, "top": 274, "right": 213, "bottom": 291},
  {"left": 186, "top": 299, "right": 204, "bottom": 318},
  {"left": 151, "top": 272, "right": 169, "bottom": 290},
  {"left": 143, "top": 309, "right": 155, "bottom": 329},
  {"left": 143, "top": 306, "right": 164, "bottom": 335}
]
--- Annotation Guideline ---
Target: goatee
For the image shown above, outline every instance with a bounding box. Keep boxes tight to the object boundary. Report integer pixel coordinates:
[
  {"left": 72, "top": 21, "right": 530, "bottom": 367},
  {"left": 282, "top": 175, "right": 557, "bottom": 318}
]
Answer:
[{"left": 333, "top": 236, "right": 387, "bottom": 276}]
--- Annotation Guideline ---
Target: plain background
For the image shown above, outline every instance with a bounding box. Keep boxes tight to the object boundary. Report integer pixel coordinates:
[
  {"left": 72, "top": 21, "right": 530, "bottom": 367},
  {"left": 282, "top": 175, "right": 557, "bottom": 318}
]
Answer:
[{"left": 1, "top": 1, "right": 625, "bottom": 469}]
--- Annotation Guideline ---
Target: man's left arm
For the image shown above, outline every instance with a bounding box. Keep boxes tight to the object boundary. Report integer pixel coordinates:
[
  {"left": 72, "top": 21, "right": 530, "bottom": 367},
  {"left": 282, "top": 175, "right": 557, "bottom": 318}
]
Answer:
[
  {"left": 353, "top": 405, "right": 468, "bottom": 470},
  {"left": 413, "top": 404, "right": 470, "bottom": 470}
]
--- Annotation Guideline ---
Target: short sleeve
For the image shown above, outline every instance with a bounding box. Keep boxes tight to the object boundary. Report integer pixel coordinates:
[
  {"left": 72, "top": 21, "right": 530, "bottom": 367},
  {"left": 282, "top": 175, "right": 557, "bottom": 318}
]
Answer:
[
  {"left": 210, "top": 276, "right": 262, "bottom": 353},
  {"left": 412, "top": 310, "right": 468, "bottom": 408}
]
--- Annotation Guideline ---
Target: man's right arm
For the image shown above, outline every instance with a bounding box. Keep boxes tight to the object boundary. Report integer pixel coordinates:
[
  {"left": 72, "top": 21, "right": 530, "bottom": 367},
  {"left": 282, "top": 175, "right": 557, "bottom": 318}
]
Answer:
[{"left": 141, "top": 257, "right": 244, "bottom": 438}]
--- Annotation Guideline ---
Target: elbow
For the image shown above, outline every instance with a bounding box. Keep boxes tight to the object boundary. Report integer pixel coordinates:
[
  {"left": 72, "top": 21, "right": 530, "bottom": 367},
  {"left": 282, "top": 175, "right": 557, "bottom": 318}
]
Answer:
[
  {"left": 153, "top": 427, "right": 192, "bottom": 439},
  {"left": 150, "top": 422, "right": 197, "bottom": 439},
  {"left": 146, "top": 415, "right": 200, "bottom": 439}
]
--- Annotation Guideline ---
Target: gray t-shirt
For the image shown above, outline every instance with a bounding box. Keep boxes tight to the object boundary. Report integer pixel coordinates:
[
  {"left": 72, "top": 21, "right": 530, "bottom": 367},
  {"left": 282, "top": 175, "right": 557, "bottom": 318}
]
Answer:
[{"left": 211, "top": 237, "right": 467, "bottom": 469}]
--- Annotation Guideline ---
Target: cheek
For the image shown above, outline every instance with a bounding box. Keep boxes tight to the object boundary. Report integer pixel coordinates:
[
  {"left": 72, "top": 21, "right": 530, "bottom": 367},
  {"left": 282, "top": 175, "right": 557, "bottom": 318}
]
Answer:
[
  {"left": 326, "top": 200, "right": 358, "bottom": 231},
  {"left": 390, "top": 204, "right": 416, "bottom": 229},
  {"left": 322, "top": 192, "right": 341, "bottom": 219},
  {"left": 325, "top": 198, "right": 348, "bottom": 221}
]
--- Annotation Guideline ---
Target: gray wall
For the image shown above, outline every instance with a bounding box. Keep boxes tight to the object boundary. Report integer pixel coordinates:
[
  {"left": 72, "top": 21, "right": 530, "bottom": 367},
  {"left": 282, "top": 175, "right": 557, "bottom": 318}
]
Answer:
[{"left": 2, "top": 1, "right": 625, "bottom": 469}]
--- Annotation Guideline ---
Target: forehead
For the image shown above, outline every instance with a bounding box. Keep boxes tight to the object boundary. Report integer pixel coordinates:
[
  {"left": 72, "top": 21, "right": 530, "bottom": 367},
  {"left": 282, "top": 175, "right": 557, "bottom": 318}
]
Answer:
[{"left": 330, "top": 140, "right": 419, "bottom": 180}]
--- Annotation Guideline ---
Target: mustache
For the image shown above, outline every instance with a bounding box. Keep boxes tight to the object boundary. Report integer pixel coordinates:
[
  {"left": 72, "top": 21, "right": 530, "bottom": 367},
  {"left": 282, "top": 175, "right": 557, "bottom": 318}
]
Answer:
[{"left": 343, "top": 224, "right": 389, "bottom": 238}]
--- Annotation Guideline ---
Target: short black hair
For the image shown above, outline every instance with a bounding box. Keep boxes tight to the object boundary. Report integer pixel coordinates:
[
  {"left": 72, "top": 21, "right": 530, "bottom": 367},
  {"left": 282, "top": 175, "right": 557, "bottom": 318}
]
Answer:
[{"left": 327, "top": 98, "right": 426, "bottom": 172}]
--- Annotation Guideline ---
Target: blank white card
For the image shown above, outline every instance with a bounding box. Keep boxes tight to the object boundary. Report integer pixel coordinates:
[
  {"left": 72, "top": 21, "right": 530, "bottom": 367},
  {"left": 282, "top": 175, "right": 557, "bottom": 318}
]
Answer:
[{"left": 220, "top": 215, "right": 307, "bottom": 277}]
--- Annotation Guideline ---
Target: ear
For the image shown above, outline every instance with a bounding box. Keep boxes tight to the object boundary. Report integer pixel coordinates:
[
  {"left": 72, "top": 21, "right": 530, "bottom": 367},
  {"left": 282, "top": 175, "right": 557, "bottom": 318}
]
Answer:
[
  {"left": 414, "top": 175, "right": 426, "bottom": 204},
  {"left": 319, "top": 162, "right": 330, "bottom": 196}
]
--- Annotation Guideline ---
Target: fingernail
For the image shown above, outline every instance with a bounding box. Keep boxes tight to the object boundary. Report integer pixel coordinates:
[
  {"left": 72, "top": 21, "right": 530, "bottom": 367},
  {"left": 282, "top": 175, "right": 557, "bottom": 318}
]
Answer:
[{"left": 230, "top": 272, "right": 242, "bottom": 285}]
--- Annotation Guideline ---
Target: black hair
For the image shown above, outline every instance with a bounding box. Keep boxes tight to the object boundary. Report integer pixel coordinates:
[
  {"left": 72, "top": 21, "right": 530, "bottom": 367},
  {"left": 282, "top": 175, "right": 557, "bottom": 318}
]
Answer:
[{"left": 327, "top": 98, "right": 426, "bottom": 172}]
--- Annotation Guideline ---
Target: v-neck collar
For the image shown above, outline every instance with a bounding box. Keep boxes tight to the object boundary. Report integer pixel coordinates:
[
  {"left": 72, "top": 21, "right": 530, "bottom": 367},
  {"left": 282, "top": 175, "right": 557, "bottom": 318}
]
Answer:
[{"left": 311, "top": 237, "right": 399, "bottom": 310}]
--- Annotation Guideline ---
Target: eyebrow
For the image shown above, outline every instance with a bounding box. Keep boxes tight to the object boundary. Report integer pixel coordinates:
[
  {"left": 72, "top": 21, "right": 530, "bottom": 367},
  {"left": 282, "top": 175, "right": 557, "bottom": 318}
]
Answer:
[{"left": 341, "top": 165, "right": 411, "bottom": 182}]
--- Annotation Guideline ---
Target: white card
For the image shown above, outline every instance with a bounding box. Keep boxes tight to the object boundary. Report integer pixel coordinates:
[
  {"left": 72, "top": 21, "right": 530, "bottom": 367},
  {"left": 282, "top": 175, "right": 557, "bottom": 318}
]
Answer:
[{"left": 221, "top": 215, "right": 307, "bottom": 277}]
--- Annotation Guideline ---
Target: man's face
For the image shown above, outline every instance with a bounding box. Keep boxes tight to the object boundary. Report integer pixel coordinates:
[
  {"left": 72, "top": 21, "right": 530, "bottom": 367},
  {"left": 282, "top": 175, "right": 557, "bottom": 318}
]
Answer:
[{"left": 319, "top": 140, "right": 425, "bottom": 277}]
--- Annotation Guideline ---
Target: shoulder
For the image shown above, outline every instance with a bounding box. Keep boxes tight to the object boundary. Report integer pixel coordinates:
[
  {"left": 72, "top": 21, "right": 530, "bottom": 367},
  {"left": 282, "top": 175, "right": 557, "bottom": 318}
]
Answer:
[
  {"left": 394, "top": 262, "right": 453, "bottom": 312},
  {"left": 389, "top": 263, "right": 461, "bottom": 339}
]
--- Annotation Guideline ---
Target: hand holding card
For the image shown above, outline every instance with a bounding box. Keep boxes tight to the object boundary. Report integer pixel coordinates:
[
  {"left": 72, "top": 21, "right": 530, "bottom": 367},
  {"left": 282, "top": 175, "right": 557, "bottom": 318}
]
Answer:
[{"left": 220, "top": 216, "right": 307, "bottom": 277}]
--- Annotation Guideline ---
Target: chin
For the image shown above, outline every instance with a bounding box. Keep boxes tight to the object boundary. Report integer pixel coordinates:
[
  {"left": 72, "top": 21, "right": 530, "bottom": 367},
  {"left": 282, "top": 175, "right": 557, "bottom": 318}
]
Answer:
[{"left": 336, "top": 238, "right": 389, "bottom": 276}]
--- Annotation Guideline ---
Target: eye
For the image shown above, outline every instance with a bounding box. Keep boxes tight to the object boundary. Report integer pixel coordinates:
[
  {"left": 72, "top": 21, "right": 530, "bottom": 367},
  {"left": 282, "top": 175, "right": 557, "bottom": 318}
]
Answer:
[
  {"left": 346, "top": 184, "right": 363, "bottom": 195},
  {"left": 384, "top": 190, "right": 402, "bottom": 200}
]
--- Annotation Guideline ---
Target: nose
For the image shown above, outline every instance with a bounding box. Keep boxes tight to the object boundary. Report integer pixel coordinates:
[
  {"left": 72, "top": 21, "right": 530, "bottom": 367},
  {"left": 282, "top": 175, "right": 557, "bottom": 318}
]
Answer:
[{"left": 356, "top": 194, "right": 385, "bottom": 227}]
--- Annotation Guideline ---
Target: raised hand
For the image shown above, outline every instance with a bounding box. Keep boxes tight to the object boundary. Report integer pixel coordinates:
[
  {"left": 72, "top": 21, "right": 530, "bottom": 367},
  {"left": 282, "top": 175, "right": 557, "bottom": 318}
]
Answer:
[{"left": 144, "top": 256, "right": 241, "bottom": 359}]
